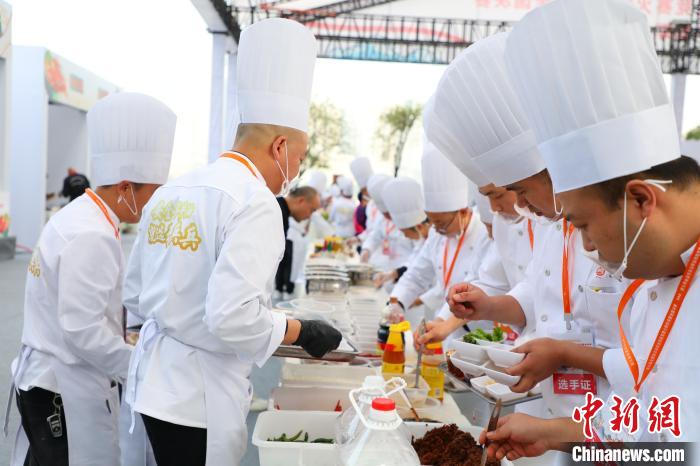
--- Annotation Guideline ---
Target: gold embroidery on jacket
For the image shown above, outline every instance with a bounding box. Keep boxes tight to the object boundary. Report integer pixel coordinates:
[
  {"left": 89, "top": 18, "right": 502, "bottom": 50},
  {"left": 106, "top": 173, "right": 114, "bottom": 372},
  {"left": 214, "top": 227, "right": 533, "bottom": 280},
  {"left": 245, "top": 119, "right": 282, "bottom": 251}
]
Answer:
[
  {"left": 147, "top": 201, "right": 202, "bottom": 252},
  {"left": 28, "top": 248, "right": 41, "bottom": 277}
]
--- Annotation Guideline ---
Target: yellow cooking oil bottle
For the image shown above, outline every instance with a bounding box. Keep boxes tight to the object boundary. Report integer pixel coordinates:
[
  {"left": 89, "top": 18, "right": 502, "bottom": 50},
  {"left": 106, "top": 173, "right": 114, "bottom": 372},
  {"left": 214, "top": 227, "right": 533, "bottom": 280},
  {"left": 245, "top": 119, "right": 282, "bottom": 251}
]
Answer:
[
  {"left": 420, "top": 342, "right": 445, "bottom": 401},
  {"left": 381, "top": 321, "right": 411, "bottom": 375}
]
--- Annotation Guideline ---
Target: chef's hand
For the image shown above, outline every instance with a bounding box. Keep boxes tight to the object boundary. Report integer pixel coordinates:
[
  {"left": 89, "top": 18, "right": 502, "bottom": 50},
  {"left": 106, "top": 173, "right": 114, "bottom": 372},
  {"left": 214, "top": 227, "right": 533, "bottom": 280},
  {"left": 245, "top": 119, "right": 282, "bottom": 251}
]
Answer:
[
  {"left": 373, "top": 270, "right": 398, "bottom": 288},
  {"left": 294, "top": 320, "right": 343, "bottom": 358},
  {"left": 506, "top": 338, "right": 566, "bottom": 393},
  {"left": 360, "top": 249, "right": 370, "bottom": 263},
  {"left": 447, "top": 283, "right": 492, "bottom": 321},
  {"left": 479, "top": 414, "right": 556, "bottom": 461},
  {"left": 413, "top": 319, "right": 448, "bottom": 350},
  {"left": 381, "top": 301, "right": 405, "bottom": 324}
]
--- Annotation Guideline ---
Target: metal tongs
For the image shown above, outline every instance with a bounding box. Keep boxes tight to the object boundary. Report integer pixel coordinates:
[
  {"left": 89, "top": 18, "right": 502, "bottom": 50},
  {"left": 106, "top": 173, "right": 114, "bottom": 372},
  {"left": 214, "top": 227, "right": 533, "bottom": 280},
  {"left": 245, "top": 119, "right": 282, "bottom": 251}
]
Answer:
[
  {"left": 480, "top": 399, "right": 502, "bottom": 466},
  {"left": 414, "top": 318, "right": 426, "bottom": 389}
]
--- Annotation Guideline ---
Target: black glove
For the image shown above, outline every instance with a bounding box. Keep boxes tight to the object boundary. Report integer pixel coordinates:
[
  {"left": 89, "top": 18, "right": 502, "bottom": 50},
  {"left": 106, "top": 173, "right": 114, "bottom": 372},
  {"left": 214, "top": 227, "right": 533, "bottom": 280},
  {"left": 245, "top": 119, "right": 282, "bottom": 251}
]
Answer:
[{"left": 293, "top": 320, "right": 342, "bottom": 358}]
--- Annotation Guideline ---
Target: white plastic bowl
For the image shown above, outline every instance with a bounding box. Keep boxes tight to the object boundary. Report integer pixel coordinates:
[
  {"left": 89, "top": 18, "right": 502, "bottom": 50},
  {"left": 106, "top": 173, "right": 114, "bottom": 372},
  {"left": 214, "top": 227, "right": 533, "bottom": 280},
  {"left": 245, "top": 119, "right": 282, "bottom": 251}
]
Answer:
[
  {"left": 469, "top": 375, "right": 497, "bottom": 395},
  {"left": 451, "top": 340, "right": 489, "bottom": 364},
  {"left": 486, "top": 346, "right": 525, "bottom": 368},
  {"left": 481, "top": 362, "right": 520, "bottom": 387},
  {"left": 486, "top": 383, "right": 528, "bottom": 403},
  {"left": 449, "top": 353, "right": 486, "bottom": 377},
  {"left": 475, "top": 339, "right": 508, "bottom": 348}
]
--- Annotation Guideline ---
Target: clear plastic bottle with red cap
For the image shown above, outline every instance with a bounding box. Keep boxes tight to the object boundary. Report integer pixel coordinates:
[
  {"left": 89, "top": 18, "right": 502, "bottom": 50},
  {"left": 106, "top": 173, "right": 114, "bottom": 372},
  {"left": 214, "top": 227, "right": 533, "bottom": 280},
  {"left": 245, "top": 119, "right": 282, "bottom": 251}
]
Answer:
[{"left": 335, "top": 397, "right": 420, "bottom": 466}]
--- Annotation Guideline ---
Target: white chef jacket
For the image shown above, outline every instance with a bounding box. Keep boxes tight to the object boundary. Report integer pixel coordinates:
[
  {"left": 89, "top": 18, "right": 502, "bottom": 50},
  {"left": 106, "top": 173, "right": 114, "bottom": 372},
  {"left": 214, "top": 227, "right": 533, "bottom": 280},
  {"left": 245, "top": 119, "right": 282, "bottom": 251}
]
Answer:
[
  {"left": 507, "top": 219, "right": 625, "bottom": 419},
  {"left": 600, "top": 244, "right": 700, "bottom": 442},
  {"left": 123, "top": 155, "right": 286, "bottom": 428},
  {"left": 472, "top": 215, "right": 533, "bottom": 297},
  {"left": 436, "top": 228, "right": 495, "bottom": 347},
  {"left": 362, "top": 216, "right": 415, "bottom": 271},
  {"left": 329, "top": 196, "right": 356, "bottom": 238},
  {"left": 393, "top": 214, "right": 488, "bottom": 313},
  {"left": 288, "top": 218, "right": 308, "bottom": 284},
  {"left": 358, "top": 200, "right": 381, "bottom": 242},
  {"left": 307, "top": 210, "right": 334, "bottom": 241},
  {"left": 18, "top": 193, "right": 132, "bottom": 391}
]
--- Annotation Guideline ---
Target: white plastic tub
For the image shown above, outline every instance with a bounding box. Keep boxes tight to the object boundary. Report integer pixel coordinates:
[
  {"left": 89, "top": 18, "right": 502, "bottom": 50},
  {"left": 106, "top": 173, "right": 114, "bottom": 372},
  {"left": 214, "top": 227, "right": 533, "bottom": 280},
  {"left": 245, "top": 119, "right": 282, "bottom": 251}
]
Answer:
[
  {"left": 252, "top": 410, "right": 338, "bottom": 466},
  {"left": 281, "top": 363, "right": 378, "bottom": 388},
  {"left": 269, "top": 386, "right": 351, "bottom": 412}
]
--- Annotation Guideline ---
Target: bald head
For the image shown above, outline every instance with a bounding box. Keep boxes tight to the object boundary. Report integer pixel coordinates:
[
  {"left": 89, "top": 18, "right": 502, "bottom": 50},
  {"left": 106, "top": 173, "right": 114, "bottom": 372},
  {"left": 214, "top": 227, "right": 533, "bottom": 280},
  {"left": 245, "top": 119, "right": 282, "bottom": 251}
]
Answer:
[
  {"left": 286, "top": 186, "right": 321, "bottom": 221},
  {"left": 232, "top": 123, "right": 310, "bottom": 195}
]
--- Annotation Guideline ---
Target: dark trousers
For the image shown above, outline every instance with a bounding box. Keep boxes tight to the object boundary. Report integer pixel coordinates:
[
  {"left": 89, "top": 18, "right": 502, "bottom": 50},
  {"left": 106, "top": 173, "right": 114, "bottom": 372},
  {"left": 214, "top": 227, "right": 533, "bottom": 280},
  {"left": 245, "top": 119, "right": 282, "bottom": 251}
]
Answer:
[
  {"left": 16, "top": 388, "right": 68, "bottom": 466},
  {"left": 141, "top": 414, "right": 207, "bottom": 466}
]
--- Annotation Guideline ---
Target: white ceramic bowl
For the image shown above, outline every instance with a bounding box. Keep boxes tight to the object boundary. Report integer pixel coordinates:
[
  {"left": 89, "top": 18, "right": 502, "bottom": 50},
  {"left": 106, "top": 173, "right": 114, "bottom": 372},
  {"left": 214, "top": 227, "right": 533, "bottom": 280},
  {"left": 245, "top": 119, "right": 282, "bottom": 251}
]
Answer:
[
  {"left": 449, "top": 353, "right": 486, "bottom": 377},
  {"left": 481, "top": 362, "right": 520, "bottom": 387},
  {"left": 451, "top": 340, "right": 489, "bottom": 364},
  {"left": 469, "top": 375, "right": 497, "bottom": 395},
  {"left": 486, "top": 383, "right": 528, "bottom": 403},
  {"left": 475, "top": 339, "right": 508, "bottom": 348},
  {"left": 486, "top": 346, "right": 525, "bottom": 368}
]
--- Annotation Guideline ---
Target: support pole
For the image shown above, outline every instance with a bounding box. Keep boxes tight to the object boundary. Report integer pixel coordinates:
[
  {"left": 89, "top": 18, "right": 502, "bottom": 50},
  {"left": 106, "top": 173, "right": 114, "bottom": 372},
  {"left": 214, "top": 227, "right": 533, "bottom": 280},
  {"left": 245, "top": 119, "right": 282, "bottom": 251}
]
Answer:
[
  {"left": 223, "top": 45, "right": 239, "bottom": 151},
  {"left": 207, "top": 32, "right": 227, "bottom": 163},
  {"left": 671, "top": 73, "right": 687, "bottom": 137}
]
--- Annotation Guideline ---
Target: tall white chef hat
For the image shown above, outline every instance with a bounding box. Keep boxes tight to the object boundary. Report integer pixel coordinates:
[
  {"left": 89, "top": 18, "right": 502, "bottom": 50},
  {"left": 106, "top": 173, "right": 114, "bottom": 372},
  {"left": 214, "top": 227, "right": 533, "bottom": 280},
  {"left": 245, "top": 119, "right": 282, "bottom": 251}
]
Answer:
[
  {"left": 504, "top": 0, "right": 680, "bottom": 193},
  {"left": 422, "top": 139, "right": 471, "bottom": 213},
  {"left": 306, "top": 171, "right": 327, "bottom": 194},
  {"left": 366, "top": 174, "right": 392, "bottom": 213},
  {"left": 88, "top": 92, "right": 176, "bottom": 187},
  {"left": 237, "top": 18, "right": 317, "bottom": 133},
  {"left": 336, "top": 175, "right": 354, "bottom": 197},
  {"left": 382, "top": 177, "right": 426, "bottom": 229},
  {"left": 474, "top": 192, "right": 493, "bottom": 225},
  {"left": 423, "top": 96, "right": 490, "bottom": 188},
  {"left": 350, "top": 157, "right": 374, "bottom": 188},
  {"left": 430, "top": 33, "right": 545, "bottom": 188}
]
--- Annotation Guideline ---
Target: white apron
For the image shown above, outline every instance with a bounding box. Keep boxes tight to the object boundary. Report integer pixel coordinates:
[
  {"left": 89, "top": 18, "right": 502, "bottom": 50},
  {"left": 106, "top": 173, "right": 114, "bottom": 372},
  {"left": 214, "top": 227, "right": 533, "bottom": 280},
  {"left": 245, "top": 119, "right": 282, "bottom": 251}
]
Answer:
[
  {"left": 127, "top": 319, "right": 251, "bottom": 465},
  {"left": 5, "top": 345, "right": 121, "bottom": 466}
]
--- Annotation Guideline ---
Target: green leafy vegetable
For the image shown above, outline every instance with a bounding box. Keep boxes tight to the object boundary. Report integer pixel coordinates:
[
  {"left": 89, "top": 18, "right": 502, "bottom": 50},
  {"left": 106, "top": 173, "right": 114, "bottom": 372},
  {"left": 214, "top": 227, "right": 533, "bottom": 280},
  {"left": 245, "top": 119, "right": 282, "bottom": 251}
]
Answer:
[
  {"left": 267, "top": 430, "right": 334, "bottom": 444},
  {"left": 462, "top": 327, "right": 505, "bottom": 344}
]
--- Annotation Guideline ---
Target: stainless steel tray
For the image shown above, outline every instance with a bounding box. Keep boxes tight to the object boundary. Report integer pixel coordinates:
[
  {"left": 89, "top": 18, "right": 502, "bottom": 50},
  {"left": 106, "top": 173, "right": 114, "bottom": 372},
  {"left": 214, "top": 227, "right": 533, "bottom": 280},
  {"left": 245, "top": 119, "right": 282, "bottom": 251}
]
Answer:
[
  {"left": 439, "top": 362, "right": 543, "bottom": 406},
  {"left": 272, "top": 339, "right": 360, "bottom": 363}
]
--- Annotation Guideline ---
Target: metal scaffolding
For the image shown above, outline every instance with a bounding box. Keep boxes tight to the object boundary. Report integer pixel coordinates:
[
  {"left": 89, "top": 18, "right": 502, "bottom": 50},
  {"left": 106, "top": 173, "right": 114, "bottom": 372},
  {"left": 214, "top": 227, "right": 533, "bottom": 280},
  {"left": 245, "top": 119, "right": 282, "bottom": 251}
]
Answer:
[{"left": 218, "top": 0, "right": 700, "bottom": 74}]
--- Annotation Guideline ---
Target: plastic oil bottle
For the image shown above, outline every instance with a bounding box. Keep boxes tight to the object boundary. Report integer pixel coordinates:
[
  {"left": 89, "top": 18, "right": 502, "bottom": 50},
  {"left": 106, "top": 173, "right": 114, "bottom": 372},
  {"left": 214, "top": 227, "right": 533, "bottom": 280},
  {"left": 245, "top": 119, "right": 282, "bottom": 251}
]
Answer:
[
  {"left": 381, "top": 321, "right": 410, "bottom": 375},
  {"left": 336, "top": 397, "right": 420, "bottom": 466},
  {"left": 420, "top": 341, "right": 445, "bottom": 401},
  {"left": 335, "top": 376, "right": 386, "bottom": 446}
]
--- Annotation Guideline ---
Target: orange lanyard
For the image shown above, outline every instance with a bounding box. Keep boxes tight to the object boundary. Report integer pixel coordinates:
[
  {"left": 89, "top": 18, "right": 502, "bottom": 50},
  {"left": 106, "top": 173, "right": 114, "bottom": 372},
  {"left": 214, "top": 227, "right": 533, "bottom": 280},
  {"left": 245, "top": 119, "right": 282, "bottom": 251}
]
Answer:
[
  {"left": 561, "top": 219, "right": 576, "bottom": 323},
  {"left": 385, "top": 222, "right": 395, "bottom": 236},
  {"left": 85, "top": 189, "right": 119, "bottom": 239},
  {"left": 527, "top": 219, "right": 534, "bottom": 251},
  {"left": 220, "top": 152, "right": 257, "bottom": 178},
  {"left": 442, "top": 211, "right": 470, "bottom": 288},
  {"left": 617, "top": 236, "right": 700, "bottom": 393}
]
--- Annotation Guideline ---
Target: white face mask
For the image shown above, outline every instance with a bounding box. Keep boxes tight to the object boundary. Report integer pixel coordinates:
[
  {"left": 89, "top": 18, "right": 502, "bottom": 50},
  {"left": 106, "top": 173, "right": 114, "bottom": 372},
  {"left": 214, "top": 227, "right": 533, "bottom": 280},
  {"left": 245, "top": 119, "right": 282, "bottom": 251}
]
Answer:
[
  {"left": 581, "top": 179, "right": 672, "bottom": 281},
  {"left": 118, "top": 184, "right": 138, "bottom": 217},
  {"left": 275, "top": 141, "right": 292, "bottom": 197},
  {"left": 513, "top": 202, "right": 553, "bottom": 226}
]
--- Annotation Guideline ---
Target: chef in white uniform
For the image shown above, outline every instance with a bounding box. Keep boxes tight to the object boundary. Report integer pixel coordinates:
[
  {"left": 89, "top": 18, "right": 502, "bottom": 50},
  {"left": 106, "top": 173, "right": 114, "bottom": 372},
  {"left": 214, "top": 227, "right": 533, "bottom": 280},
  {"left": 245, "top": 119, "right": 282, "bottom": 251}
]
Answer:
[
  {"left": 329, "top": 175, "right": 356, "bottom": 238},
  {"left": 349, "top": 156, "right": 377, "bottom": 239},
  {"left": 375, "top": 177, "right": 431, "bottom": 322},
  {"left": 441, "top": 33, "right": 624, "bottom": 435},
  {"left": 122, "top": 19, "right": 341, "bottom": 466},
  {"left": 5, "top": 93, "right": 176, "bottom": 466},
  {"left": 360, "top": 173, "right": 414, "bottom": 270},
  {"left": 305, "top": 171, "right": 334, "bottom": 240},
  {"left": 388, "top": 140, "right": 488, "bottom": 343},
  {"left": 481, "top": 0, "right": 700, "bottom": 460}
]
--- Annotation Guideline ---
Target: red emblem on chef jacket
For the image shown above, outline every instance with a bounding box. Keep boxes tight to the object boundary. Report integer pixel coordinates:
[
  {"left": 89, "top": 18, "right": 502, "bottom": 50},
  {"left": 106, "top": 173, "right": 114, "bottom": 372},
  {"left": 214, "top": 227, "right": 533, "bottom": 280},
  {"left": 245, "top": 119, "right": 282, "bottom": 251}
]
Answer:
[
  {"left": 596, "top": 266, "right": 606, "bottom": 278},
  {"left": 572, "top": 392, "right": 605, "bottom": 440},
  {"left": 609, "top": 395, "right": 640, "bottom": 435},
  {"left": 648, "top": 395, "right": 681, "bottom": 437}
]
